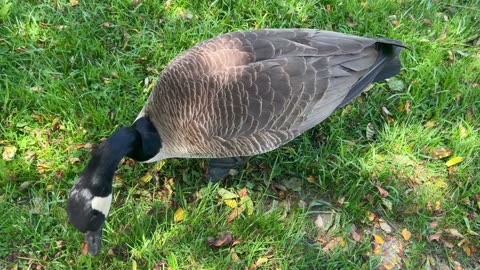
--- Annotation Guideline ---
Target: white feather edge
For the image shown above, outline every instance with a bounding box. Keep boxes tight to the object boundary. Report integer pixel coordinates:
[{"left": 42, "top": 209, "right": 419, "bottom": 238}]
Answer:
[{"left": 91, "top": 194, "right": 112, "bottom": 216}]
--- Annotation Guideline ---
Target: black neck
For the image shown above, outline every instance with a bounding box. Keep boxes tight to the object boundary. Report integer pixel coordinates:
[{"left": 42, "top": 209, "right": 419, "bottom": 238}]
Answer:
[{"left": 79, "top": 127, "right": 141, "bottom": 196}]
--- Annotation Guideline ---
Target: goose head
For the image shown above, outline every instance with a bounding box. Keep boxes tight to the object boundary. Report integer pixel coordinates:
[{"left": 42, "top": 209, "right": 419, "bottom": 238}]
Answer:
[{"left": 66, "top": 117, "right": 161, "bottom": 255}]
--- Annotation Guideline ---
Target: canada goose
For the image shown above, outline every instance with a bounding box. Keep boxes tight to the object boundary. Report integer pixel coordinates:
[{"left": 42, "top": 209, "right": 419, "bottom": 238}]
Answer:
[{"left": 66, "top": 29, "right": 404, "bottom": 255}]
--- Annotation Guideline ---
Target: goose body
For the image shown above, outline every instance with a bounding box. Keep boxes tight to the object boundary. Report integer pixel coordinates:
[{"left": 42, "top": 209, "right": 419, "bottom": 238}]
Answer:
[{"left": 67, "top": 29, "right": 404, "bottom": 255}]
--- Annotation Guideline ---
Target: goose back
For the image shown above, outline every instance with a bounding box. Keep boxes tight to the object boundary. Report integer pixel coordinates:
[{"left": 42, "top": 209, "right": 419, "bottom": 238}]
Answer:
[{"left": 137, "top": 29, "right": 403, "bottom": 160}]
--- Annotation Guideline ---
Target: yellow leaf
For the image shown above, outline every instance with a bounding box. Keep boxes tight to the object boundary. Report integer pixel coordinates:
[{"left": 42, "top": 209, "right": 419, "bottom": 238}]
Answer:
[
  {"left": 224, "top": 199, "right": 238, "bottom": 208},
  {"left": 153, "top": 160, "right": 166, "bottom": 171},
  {"left": 402, "top": 228, "right": 412, "bottom": 241},
  {"left": 2, "top": 146, "right": 17, "bottom": 161},
  {"left": 140, "top": 172, "right": 152, "bottom": 183},
  {"left": 132, "top": 260, "right": 137, "bottom": 270},
  {"left": 423, "top": 120, "right": 437, "bottom": 128},
  {"left": 70, "top": 0, "right": 79, "bottom": 6},
  {"left": 373, "top": 234, "right": 384, "bottom": 245},
  {"left": 463, "top": 246, "right": 471, "bottom": 256},
  {"left": 174, "top": 208, "right": 184, "bottom": 222},
  {"left": 445, "top": 156, "right": 464, "bottom": 167},
  {"left": 383, "top": 262, "right": 394, "bottom": 270},
  {"left": 255, "top": 257, "right": 269, "bottom": 267},
  {"left": 435, "top": 201, "right": 441, "bottom": 211}
]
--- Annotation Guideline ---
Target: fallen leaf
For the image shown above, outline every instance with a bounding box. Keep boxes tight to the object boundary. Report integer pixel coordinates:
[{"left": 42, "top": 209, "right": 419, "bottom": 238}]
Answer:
[
  {"left": 423, "top": 120, "right": 437, "bottom": 128},
  {"left": 402, "top": 228, "right": 411, "bottom": 240},
  {"left": 224, "top": 199, "right": 238, "bottom": 208},
  {"left": 2, "top": 146, "right": 17, "bottom": 161},
  {"left": 19, "top": 181, "right": 32, "bottom": 191},
  {"left": 336, "top": 196, "right": 345, "bottom": 207},
  {"left": 458, "top": 124, "right": 467, "bottom": 138},
  {"left": 380, "top": 219, "right": 392, "bottom": 233},
  {"left": 37, "top": 163, "right": 50, "bottom": 174},
  {"left": 373, "top": 234, "right": 385, "bottom": 245},
  {"left": 445, "top": 157, "right": 464, "bottom": 167},
  {"left": 445, "top": 228, "right": 464, "bottom": 238},
  {"left": 237, "top": 187, "right": 248, "bottom": 197},
  {"left": 430, "top": 147, "right": 454, "bottom": 159},
  {"left": 352, "top": 230, "right": 361, "bottom": 242},
  {"left": 430, "top": 220, "right": 439, "bottom": 229},
  {"left": 227, "top": 207, "right": 245, "bottom": 223},
  {"left": 367, "top": 211, "right": 377, "bottom": 221},
  {"left": 174, "top": 208, "right": 184, "bottom": 222},
  {"left": 435, "top": 201, "right": 441, "bottom": 211},
  {"left": 376, "top": 184, "right": 389, "bottom": 198},
  {"left": 102, "top": 22, "right": 110, "bottom": 27},
  {"left": 255, "top": 257, "right": 269, "bottom": 267},
  {"left": 454, "top": 261, "right": 463, "bottom": 270},
  {"left": 422, "top": 18, "right": 431, "bottom": 25},
  {"left": 405, "top": 100, "right": 411, "bottom": 114},
  {"left": 428, "top": 233, "right": 441, "bottom": 241},
  {"left": 323, "top": 237, "right": 345, "bottom": 252},
  {"left": 240, "top": 196, "right": 254, "bottom": 215},
  {"left": 388, "top": 78, "right": 404, "bottom": 92},
  {"left": 81, "top": 241, "right": 88, "bottom": 255},
  {"left": 218, "top": 188, "right": 239, "bottom": 199},
  {"left": 140, "top": 172, "right": 152, "bottom": 183},
  {"left": 392, "top": 20, "right": 399, "bottom": 26},
  {"left": 463, "top": 246, "right": 471, "bottom": 256},
  {"left": 70, "top": 0, "right": 79, "bottom": 6},
  {"left": 306, "top": 175, "right": 316, "bottom": 183},
  {"left": 206, "top": 231, "right": 234, "bottom": 247}
]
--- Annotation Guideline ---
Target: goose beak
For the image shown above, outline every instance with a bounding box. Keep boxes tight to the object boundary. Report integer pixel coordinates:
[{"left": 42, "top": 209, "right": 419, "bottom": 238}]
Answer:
[{"left": 84, "top": 228, "right": 103, "bottom": 256}]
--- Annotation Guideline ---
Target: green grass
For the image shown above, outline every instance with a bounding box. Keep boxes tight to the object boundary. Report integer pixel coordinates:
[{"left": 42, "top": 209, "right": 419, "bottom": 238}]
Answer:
[{"left": 1, "top": 0, "right": 479, "bottom": 269}]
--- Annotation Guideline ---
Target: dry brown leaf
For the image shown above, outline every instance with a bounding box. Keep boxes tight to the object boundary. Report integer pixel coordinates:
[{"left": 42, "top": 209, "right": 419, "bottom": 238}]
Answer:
[
  {"left": 206, "top": 231, "right": 234, "bottom": 247},
  {"left": 445, "top": 228, "right": 464, "bottom": 238},
  {"left": 336, "top": 196, "right": 345, "bottom": 207},
  {"left": 430, "top": 220, "right": 439, "bottom": 229},
  {"left": 352, "top": 230, "right": 361, "bottom": 242},
  {"left": 402, "top": 228, "right": 411, "bottom": 241},
  {"left": 323, "top": 237, "right": 345, "bottom": 252},
  {"left": 430, "top": 147, "right": 454, "bottom": 159},
  {"left": 81, "top": 241, "right": 88, "bottom": 255},
  {"left": 237, "top": 187, "right": 248, "bottom": 198},
  {"left": 376, "top": 184, "right": 389, "bottom": 198},
  {"left": 454, "top": 261, "right": 463, "bottom": 270},
  {"left": 405, "top": 100, "right": 411, "bottom": 114},
  {"left": 227, "top": 207, "right": 245, "bottom": 223},
  {"left": 379, "top": 219, "right": 392, "bottom": 233},
  {"left": 428, "top": 233, "right": 441, "bottom": 241},
  {"left": 367, "top": 211, "right": 377, "bottom": 221}
]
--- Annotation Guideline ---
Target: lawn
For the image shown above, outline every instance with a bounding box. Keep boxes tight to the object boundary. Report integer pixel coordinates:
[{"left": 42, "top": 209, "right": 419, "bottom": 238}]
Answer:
[{"left": 0, "top": 0, "right": 479, "bottom": 269}]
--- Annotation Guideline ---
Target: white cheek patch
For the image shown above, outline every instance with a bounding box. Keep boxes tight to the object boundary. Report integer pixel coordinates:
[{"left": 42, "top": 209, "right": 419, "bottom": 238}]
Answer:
[{"left": 91, "top": 194, "right": 113, "bottom": 217}]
